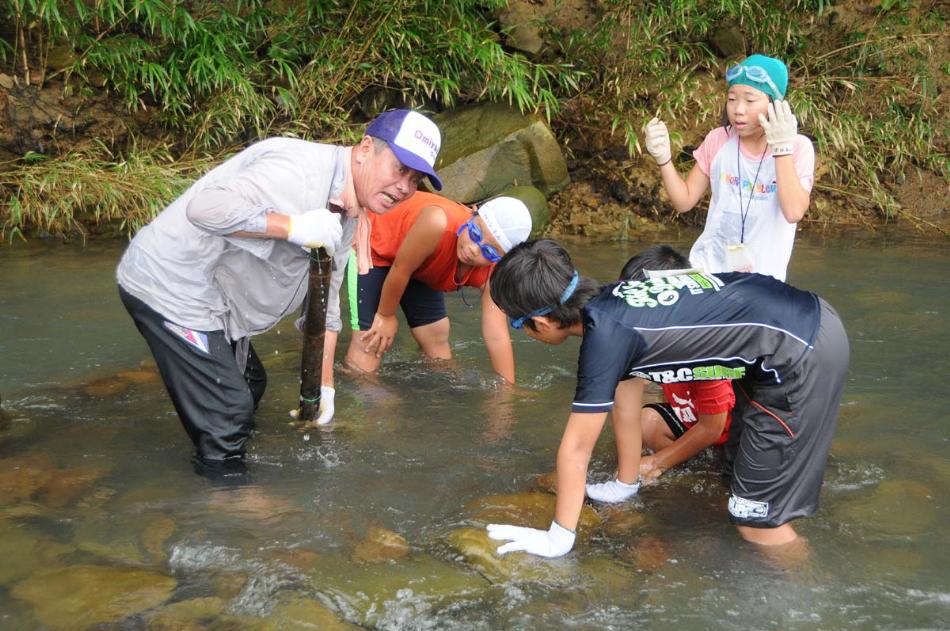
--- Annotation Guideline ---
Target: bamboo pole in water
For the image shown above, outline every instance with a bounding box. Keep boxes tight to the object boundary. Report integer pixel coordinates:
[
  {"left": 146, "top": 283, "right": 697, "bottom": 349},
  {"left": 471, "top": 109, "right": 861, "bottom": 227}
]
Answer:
[{"left": 298, "top": 246, "right": 332, "bottom": 422}]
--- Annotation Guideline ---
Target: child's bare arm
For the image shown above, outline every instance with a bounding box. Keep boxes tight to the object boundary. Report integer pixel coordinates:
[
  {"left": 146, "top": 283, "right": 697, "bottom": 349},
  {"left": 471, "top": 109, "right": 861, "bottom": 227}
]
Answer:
[
  {"left": 659, "top": 162, "right": 710, "bottom": 213},
  {"left": 554, "top": 411, "right": 609, "bottom": 530},
  {"left": 486, "top": 411, "right": 607, "bottom": 558},
  {"left": 611, "top": 378, "right": 645, "bottom": 483},
  {"left": 480, "top": 278, "right": 515, "bottom": 384},
  {"left": 642, "top": 410, "right": 727, "bottom": 477},
  {"left": 774, "top": 155, "right": 810, "bottom": 223},
  {"left": 760, "top": 100, "right": 811, "bottom": 223},
  {"left": 362, "top": 206, "right": 444, "bottom": 356},
  {"left": 643, "top": 117, "right": 710, "bottom": 213}
]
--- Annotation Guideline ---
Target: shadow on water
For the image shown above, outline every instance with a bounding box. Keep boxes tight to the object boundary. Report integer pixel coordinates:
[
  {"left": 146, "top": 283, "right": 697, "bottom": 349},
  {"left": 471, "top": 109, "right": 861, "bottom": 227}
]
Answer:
[{"left": 0, "top": 231, "right": 948, "bottom": 629}]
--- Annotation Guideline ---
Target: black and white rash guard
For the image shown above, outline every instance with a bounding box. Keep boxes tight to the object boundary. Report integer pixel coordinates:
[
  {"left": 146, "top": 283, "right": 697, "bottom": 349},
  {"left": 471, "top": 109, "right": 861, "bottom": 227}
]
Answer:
[{"left": 572, "top": 271, "right": 821, "bottom": 414}]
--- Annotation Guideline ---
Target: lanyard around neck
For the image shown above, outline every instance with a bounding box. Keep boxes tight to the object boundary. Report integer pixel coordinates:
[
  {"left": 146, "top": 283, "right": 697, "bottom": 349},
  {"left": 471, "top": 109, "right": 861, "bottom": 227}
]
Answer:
[{"left": 736, "top": 137, "right": 769, "bottom": 244}]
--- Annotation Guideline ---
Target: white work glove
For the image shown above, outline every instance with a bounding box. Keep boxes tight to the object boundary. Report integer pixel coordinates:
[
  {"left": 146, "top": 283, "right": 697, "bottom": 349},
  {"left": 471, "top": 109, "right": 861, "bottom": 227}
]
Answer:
[
  {"left": 287, "top": 208, "right": 343, "bottom": 254},
  {"left": 486, "top": 520, "right": 576, "bottom": 558},
  {"left": 585, "top": 478, "right": 641, "bottom": 503},
  {"left": 643, "top": 117, "right": 672, "bottom": 166},
  {"left": 758, "top": 100, "right": 797, "bottom": 157},
  {"left": 315, "top": 386, "right": 335, "bottom": 425}
]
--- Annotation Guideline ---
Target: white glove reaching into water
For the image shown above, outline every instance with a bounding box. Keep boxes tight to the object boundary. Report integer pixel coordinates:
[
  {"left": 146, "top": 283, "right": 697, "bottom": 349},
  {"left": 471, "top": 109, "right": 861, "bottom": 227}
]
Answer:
[
  {"left": 486, "top": 520, "right": 576, "bottom": 558},
  {"left": 315, "top": 386, "right": 335, "bottom": 425},
  {"left": 758, "top": 100, "right": 797, "bottom": 157},
  {"left": 643, "top": 117, "right": 672, "bottom": 166},
  {"left": 585, "top": 478, "right": 641, "bottom": 503},
  {"left": 287, "top": 208, "right": 343, "bottom": 254}
]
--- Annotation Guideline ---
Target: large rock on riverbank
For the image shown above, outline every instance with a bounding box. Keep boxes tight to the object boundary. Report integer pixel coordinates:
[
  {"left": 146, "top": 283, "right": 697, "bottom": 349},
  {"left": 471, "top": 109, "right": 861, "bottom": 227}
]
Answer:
[{"left": 434, "top": 102, "right": 569, "bottom": 204}]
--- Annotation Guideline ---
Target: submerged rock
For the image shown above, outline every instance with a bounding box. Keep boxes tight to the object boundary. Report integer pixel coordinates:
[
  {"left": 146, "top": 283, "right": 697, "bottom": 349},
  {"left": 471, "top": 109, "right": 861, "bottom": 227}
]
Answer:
[
  {"left": 142, "top": 515, "right": 177, "bottom": 561},
  {"left": 531, "top": 471, "right": 558, "bottom": 494},
  {"left": 268, "top": 547, "right": 323, "bottom": 573},
  {"left": 600, "top": 505, "right": 649, "bottom": 538},
  {"left": 0, "top": 453, "right": 55, "bottom": 504},
  {"left": 12, "top": 564, "right": 176, "bottom": 630},
  {"left": 211, "top": 571, "right": 250, "bottom": 600},
  {"left": 309, "top": 552, "right": 488, "bottom": 627},
  {"left": 353, "top": 526, "right": 410, "bottom": 563},
  {"left": 834, "top": 479, "right": 936, "bottom": 537},
  {"left": 617, "top": 535, "right": 671, "bottom": 572},
  {"left": 447, "top": 526, "right": 575, "bottom": 584},
  {"left": 464, "top": 491, "right": 601, "bottom": 538},
  {"left": 82, "top": 377, "right": 129, "bottom": 397},
  {"left": 447, "top": 526, "right": 643, "bottom": 592},
  {"left": 0, "top": 519, "right": 74, "bottom": 587},
  {"left": 146, "top": 597, "right": 226, "bottom": 631},
  {"left": 41, "top": 466, "right": 107, "bottom": 508},
  {"left": 266, "top": 595, "right": 361, "bottom": 630},
  {"left": 116, "top": 368, "right": 160, "bottom": 384}
]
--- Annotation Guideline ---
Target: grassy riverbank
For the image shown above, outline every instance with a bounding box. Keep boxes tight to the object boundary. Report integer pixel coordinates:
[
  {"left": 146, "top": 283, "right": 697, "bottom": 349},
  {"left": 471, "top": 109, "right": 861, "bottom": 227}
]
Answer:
[{"left": 1, "top": 0, "right": 946, "bottom": 241}]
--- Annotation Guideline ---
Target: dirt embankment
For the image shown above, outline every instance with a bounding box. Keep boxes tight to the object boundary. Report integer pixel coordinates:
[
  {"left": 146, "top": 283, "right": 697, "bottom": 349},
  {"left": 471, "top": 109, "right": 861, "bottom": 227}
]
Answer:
[{"left": 1, "top": 0, "right": 947, "bottom": 240}]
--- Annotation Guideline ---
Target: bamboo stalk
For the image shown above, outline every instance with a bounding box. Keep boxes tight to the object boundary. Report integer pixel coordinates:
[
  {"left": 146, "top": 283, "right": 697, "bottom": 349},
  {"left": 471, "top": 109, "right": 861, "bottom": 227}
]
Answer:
[{"left": 297, "top": 247, "right": 332, "bottom": 422}]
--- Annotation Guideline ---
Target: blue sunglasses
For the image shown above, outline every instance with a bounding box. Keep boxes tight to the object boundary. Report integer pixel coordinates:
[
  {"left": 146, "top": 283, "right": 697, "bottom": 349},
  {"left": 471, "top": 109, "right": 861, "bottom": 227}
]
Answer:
[
  {"left": 456, "top": 216, "right": 502, "bottom": 264},
  {"left": 509, "top": 271, "right": 579, "bottom": 329}
]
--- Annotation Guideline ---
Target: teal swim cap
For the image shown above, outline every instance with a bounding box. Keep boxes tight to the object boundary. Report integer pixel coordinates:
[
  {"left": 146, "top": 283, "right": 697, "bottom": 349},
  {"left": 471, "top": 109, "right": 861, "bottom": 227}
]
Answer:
[{"left": 725, "top": 54, "right": 788, "bottom": 100}]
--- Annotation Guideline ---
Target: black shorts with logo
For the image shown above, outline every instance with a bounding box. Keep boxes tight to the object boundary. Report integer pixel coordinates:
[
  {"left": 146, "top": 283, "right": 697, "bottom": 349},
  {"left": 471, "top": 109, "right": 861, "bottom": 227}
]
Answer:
[{"left": 722, "top": 299, "right": 850, "bottom": 528}]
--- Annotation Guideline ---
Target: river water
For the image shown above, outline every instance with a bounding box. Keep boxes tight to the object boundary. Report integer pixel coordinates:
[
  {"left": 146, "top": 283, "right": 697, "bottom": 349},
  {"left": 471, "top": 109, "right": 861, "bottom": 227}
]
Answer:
[{"left": 0, "top": 230, "right": 947, "bottom": 630}]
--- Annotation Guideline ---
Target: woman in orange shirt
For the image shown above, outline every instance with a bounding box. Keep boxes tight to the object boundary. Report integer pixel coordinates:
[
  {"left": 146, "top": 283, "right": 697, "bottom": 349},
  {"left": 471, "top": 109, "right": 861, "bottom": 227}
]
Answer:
[{"left": 345, "top": 192, "right": 531, "bottom": 383}]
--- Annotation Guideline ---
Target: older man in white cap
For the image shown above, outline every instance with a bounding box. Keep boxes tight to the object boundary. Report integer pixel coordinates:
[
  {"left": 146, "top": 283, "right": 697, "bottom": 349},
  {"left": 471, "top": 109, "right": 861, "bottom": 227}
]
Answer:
[
  {"left": 344, "top": 191, "right": 532, "bottom": 384},
  {"left": 117, "top": 109, "right": 442, "bottom": 471}
]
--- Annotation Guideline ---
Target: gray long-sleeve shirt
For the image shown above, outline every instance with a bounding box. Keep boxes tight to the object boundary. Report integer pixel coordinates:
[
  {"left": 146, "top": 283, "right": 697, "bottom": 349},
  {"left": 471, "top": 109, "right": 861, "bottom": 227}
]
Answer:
[{"left": 117, "top": 137, "right": 355, "bottom": 340}]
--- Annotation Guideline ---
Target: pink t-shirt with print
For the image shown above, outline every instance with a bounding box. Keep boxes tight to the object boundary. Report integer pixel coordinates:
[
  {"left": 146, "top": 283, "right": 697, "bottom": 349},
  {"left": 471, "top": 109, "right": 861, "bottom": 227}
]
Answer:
[{"left": 687, "top": 127, "right": 815, "bottom": 281}]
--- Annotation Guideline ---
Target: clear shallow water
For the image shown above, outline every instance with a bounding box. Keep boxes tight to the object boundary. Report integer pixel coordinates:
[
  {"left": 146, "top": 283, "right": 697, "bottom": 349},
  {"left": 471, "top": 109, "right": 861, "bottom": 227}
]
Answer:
[{"left": 0, "top": 231, "right": 948, "bottom": 630}]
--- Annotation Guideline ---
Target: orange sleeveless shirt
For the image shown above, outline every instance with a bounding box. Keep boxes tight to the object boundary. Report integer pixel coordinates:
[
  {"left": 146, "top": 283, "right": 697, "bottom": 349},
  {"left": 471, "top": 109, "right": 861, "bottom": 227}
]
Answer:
[{"left": 368, "top": 192, "right": 492, "bottom": 292}]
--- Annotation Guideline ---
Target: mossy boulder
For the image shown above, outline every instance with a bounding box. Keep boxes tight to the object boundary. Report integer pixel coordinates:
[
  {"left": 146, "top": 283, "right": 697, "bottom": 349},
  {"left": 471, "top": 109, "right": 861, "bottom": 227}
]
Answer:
[
  {"left": 309, "top": 552, "right": 488, "bottom": 626},
  {"left": 12, "top": 564, "right": 176, "bottom": 630},
  {"left": 495, "top": 184, "right": 550, "bottom": 235},
  {"left": 434, "top": 102, "right": 569, "bottom": 204},
  {"left": 0, "top": 519, "right": 74, "bottom": 587},
  {"left": 463, "top": 491, "right": 601, "bottom": 538}
]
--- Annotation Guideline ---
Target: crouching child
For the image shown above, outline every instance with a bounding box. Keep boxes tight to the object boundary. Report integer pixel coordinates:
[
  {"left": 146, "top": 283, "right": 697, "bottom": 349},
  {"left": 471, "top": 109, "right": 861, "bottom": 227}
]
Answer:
[{"left": 485, "top": 239, "right": 849, "bottom": 558}]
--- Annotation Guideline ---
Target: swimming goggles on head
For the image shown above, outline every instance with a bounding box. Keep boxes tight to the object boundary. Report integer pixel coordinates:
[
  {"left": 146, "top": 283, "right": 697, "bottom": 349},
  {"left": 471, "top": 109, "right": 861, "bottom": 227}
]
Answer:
[
  {"left": 725, "top": 64, "right": 783, "bottom": 99},
  {"left": 456, "top": 214, "right": 502, "bottom": 264},
  {"left": 509, "top": 271, "right": 579, "bottom": 329}
]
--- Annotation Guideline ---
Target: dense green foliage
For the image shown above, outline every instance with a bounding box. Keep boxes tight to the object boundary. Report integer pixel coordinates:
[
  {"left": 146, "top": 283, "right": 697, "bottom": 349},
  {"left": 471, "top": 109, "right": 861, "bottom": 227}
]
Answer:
[
  {"left": 562, "top": 0, "right": 947, "bottom": 222},
  {"left": 1, "top": 0, "right": 946, "bottom": 240}
]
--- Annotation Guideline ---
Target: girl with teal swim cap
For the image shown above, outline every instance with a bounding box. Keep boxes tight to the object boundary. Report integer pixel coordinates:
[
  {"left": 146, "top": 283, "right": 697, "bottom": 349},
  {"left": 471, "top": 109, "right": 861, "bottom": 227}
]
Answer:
[{"left": 642, "top": 54, "right": 816, "bottom": 282}]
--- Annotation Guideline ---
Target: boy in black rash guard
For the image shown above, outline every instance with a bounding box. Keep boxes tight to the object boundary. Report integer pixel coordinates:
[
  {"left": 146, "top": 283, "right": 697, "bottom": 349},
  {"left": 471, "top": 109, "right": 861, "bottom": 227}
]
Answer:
[{"left": 484, "top": 239, "right": 849, "bottom": 558}]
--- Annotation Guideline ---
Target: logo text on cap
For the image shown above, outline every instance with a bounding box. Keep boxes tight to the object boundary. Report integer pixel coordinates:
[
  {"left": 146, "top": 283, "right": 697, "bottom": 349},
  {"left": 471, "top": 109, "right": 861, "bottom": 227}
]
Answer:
[{"left": 414, "top": 130, "right": 440, "bottom": 160}]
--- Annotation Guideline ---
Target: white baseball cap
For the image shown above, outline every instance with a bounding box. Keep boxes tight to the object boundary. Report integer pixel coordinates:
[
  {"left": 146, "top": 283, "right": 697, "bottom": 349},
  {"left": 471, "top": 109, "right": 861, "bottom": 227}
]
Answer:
[{"left": 478, "top": 196, "right": 533, "bottom": 253}]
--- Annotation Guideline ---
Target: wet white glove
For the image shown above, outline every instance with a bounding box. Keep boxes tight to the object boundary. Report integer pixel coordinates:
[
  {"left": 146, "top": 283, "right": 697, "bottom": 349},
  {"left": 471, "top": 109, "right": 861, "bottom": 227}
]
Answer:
[
  {"left": 287, "top": 208, "right": 343, "bottom": 254},
  {"left": 585, "top": 478, "right": 641, "bottom": 503},
  {"left": 486, "top": 520, "right": 575, "bottom": 558},
  {"left": 316, "top": 386, "right": 335, "bottom": 425},
  {"left": 758, "top": 100, "right": 797, "bottom": 157},
  {"left": 643, "top": 117, "right": 672, "bottom": 166}
]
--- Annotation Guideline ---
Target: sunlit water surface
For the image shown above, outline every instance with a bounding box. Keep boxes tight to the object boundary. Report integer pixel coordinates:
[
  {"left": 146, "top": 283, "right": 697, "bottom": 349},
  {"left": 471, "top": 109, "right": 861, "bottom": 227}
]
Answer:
[{"left": 0, "top": 230, "right": 947, "bottom": 630}]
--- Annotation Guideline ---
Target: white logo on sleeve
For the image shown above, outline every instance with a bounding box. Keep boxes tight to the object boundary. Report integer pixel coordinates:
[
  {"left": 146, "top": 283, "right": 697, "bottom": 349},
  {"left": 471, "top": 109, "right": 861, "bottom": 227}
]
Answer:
[{"left": 729, "top": 495, "right": 770, "bottom": 520}]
